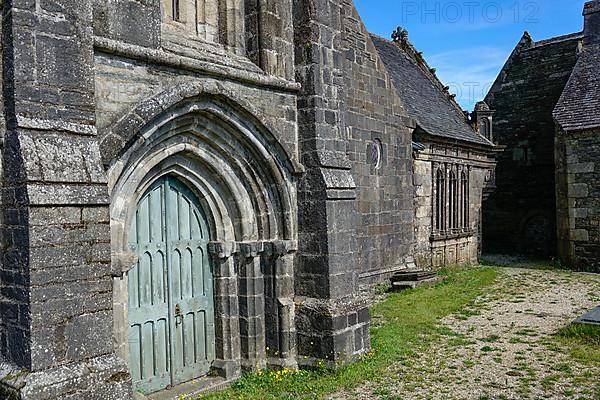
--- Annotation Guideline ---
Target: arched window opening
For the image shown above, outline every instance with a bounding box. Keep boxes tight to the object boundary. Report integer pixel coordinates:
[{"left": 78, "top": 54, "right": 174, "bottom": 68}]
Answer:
[
  {"left": 479, "top": 119, "right": 493, "bottom": 142},
  {"left": 162, "top": 0, "right": 244, "bottom": 50},
  {"left": 172, "top": 0, "right": 180, "bottom": 21},
  {"left": 435, "top": 169, "right": 446, "bottom": 233},
  {"left": 449, "top": 171, "right": 458, "bottom": 231},
  {"left": 461, "top": 171, "right": 469, "bottom": 230}
]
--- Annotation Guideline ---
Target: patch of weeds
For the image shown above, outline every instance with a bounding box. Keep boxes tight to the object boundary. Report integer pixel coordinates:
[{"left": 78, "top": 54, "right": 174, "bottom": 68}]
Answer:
[
  {"left": 372, "top": 387, "right": 391, "bottom": 396},
  {"left": 551, "top": 362, "right": 572, "bottom": 374},
  {"left": 480, "top": 346, "right": 495, "bottom": 352},
  {"left": 514, "top": 328, "right": 538, "bottom": 337},
  {"left": 509, "top": 336, "right": 527, "bottom": 344},
  {"left": 554, "top": 323, "right": 600, "bottom": 365},
  {"left": 456, "top": 308, "right": 483, "bottom": 319},
  {"left": 541, "top": 374, "right": 562, "bottom": 391},
  {"left": 481, "top": 334, "right": 501, "bottom": 343},
  {"left": 374, "top": 282, "right": 392, "bottom": 296}
]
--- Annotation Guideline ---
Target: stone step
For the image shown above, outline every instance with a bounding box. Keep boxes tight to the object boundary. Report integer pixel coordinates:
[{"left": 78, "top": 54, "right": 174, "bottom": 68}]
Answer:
[{"left": 391, "top": 269, "right": 437, "bottom": 283}]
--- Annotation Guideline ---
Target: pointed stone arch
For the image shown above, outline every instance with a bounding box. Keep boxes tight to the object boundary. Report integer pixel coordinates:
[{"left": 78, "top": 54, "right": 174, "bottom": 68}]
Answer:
[{"left": 107, "top": 85, "right": 300, "bottom": 387}]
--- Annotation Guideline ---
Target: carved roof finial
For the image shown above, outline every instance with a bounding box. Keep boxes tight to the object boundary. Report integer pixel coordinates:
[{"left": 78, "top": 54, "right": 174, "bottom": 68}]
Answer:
[{"left": 392, "top": 26, "right": 409, "bottom": 43}]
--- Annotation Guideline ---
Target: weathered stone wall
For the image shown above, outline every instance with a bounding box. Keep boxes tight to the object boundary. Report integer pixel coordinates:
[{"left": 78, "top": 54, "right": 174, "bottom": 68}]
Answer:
[
  {"left": 413, "top": 141, "right": 495, "bottom": 268},
  {"left": 294, "top": 0, "right": 370, "bottom": 367},
  {"left": 556, "top": 127, "right": 600, "bottom": 272},
  {"left": 0, "top": 0, "right": 131, "bottom": 398},
  {"left": 293, "top": 0, "right": 417, "bottom": 367},
  {"left": 94, "top": 55, "right": 299, "bottom": 165},
  {"left": 413, "top": 157, "right": 433, "bottom": 266},
  {"left": 484, "top": 34, "right": 582, "bottom": 256},
  {"left": 341, "top": 1, "right": 416, "bottom": 285}
]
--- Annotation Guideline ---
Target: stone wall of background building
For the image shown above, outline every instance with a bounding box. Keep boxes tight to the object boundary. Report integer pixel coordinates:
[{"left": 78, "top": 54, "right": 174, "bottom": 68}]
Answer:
[
  {"left": 484, "top": 34, "right": 582, "bottom": 257},
  {"left": 556, "top": 127, "right": 600, "bottom": 272}
]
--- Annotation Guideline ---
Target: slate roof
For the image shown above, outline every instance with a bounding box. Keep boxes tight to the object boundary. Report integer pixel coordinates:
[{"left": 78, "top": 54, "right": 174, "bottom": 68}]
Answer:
[
  {"left": 371, "top": 34, "right": 494, "bottom": 147},
  {"left": 553, "top": 44, "right": 600, "bottom": 131}
]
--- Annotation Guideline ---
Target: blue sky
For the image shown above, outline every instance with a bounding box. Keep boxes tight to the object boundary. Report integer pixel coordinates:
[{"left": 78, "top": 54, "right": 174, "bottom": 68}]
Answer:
[{"left": 354, "top": 0, "right": 587, "bottom": 110}]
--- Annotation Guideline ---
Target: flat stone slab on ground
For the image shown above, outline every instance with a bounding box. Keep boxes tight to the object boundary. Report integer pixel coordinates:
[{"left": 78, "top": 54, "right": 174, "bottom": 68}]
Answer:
[{"left": 575, "top": 305, "right": 600, "bottom": 325}]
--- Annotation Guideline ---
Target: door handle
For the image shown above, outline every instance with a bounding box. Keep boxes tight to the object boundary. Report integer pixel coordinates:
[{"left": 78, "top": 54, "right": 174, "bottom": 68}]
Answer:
[{"left": 175, "top": 304, "right": 182, "bottom": 325}]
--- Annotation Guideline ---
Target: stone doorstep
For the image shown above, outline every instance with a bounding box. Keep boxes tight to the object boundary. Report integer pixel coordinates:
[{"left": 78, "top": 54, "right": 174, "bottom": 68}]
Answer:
[
  {"left": 391, "top": 276, "right": 442, "bottom": 291},
  {"left": 142, "top": 376, "right": 233, "bottom": 400},
  {"left": 391, "top": 269, "right": 437, "bottom": 282}
]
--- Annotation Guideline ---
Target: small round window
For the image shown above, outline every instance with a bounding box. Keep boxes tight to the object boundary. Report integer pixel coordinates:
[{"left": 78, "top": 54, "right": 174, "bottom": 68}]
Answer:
[{"left": 370, "top": 139, "right": 383, "bottom": 170}]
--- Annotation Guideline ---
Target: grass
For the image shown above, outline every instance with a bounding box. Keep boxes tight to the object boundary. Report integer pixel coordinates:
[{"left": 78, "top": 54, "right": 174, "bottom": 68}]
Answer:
[
  {"left": 200, "top": 267, "right": 498, "bottom": 400},
  {"left": 555, "top": 323, "right": 600, "bottom": 365}
]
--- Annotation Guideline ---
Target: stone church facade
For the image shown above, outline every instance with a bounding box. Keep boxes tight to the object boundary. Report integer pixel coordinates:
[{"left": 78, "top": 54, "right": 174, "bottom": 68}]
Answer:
[{"left": 0, "top": 0, "right": 495, "bottom": 399}]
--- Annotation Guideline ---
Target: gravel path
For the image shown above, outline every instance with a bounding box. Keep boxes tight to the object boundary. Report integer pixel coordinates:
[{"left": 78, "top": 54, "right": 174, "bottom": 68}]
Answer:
[{"left": 329, "top": 268, "right": 600, "bottom": 400}]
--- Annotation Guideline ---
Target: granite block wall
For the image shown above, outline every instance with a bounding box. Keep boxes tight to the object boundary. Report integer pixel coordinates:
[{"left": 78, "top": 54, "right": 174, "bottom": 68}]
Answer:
[
  {"left": 341, "top": 0, "right": 416, "bottom": 285},
  {"left": 556, "top": 127, "right": 600, "bottom": 272},
  {"left": 0, "top": 0, "right": 131, "bottom": 398}
]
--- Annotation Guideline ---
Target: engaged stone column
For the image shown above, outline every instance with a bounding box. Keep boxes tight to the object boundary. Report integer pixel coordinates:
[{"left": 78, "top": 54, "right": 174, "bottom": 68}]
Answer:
[
  {"left": 208, "top": 241, "right": 242, "bottom": 379},
  {"left": 238, "top": 242, "right": 267, "bottom": 371},
  {"left": 264, "top": 240, "right": 298, "bottom": 369}
]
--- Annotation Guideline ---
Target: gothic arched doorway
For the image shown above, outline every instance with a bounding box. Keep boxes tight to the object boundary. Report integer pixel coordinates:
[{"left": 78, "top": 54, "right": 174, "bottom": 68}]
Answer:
[{"left": 108, "top": 91, "right": 300, "bottom": 395}]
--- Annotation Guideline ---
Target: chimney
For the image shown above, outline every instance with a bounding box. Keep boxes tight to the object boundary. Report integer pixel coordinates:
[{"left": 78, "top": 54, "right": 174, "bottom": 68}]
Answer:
[
  {"left": 584, "top": 1, "right": 600, "bottom": 45},
  {"left": 472, "top": 101, "right": 495, "bottom": 143}
]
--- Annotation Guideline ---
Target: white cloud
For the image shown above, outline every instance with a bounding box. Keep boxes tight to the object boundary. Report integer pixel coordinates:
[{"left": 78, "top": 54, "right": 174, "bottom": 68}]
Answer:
[{"left": 426, "top": 47, "right": 509, "bottom": 109}]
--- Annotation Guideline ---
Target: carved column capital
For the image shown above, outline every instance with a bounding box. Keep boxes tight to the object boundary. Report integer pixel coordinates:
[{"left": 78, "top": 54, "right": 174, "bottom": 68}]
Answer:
[
  {"left": 238, "top": 241, "right": 265, "bottom": 259},
  {"left": 264, "top": 240, "right": 298, "bottom": 257},
  {"left": 208, "top": 241, "right": 238, "bottom": 259}
]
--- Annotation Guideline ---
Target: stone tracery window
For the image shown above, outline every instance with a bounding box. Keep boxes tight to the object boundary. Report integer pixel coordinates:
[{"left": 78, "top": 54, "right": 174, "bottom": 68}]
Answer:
[
  {"left": 449, "top": 170, "right": 458, "bottom": 231},
  {"left": 433, "top": 164, "right": 470, "bottom": 236}
]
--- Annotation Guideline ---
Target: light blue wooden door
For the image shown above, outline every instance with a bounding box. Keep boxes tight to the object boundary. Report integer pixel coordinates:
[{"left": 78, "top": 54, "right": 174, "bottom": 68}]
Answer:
[
  {"left": 127, "top": 177, "right": 215, "bottom": 394},
  {"left": 165, "top": 178, "right": 216, "bottom": 386}
]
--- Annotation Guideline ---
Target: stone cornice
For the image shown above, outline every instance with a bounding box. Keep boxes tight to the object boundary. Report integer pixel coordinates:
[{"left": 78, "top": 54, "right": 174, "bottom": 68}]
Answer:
[{"left": 93, "top": 36, "right": 301, "bottom": 94}]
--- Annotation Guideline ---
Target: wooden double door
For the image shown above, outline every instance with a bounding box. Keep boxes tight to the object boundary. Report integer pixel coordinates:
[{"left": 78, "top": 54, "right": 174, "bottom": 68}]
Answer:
[{"left": 127, "top": 177, "right": 215, "bottom": 394}]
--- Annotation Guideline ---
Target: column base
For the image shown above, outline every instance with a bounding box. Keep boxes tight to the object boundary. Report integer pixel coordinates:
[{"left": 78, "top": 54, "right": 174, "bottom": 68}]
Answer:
[
  {"left": 295, "top": 296, "right": 371, "bottom": 368},
  {"left": 211, "top": 359, "right": 241, "bottom": 380},
  {"left": 240, "top": 358, "right": 267, "bottom": 372},
  {"left": 0, "top": 355, "right": 132, "bottom": 400},
  {"left": 267, "top": 356, "right": 298, "bottom": 371}
]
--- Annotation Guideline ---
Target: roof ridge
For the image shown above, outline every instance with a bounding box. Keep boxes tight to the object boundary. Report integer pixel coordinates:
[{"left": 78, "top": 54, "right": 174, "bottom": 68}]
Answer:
[{"left": 530, "top": 31, "right": 584, "bottom": 48}]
